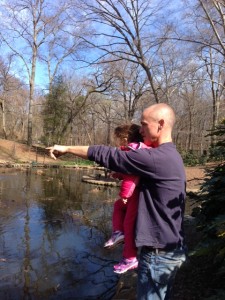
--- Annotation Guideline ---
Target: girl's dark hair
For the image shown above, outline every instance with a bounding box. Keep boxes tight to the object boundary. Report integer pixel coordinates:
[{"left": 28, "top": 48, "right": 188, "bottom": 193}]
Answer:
[{"left": 114, "top": 124, "right": 143, "bottom": 143}]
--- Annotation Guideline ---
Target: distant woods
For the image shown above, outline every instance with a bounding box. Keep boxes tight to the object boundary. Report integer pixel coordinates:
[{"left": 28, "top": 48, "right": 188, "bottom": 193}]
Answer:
[{"left": 0, "top": 0, "right": 224, "bottom": 160}]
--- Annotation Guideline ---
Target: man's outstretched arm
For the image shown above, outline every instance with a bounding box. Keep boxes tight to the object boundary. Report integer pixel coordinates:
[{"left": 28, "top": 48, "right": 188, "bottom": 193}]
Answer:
[{"left": 46, "top": 145, "right": 89, "bottom": 160}]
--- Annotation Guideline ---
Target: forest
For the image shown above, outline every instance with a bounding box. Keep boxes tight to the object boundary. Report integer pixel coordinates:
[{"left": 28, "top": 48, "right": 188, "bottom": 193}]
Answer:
[{"left": 0, "top": 0, "right": 224, "bottom": 161}]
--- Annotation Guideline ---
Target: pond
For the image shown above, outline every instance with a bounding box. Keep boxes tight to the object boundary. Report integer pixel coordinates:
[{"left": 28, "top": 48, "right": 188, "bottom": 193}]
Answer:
[
  {"left": 0, "top": 167, "right": 196, "bottom": 300},
  {"left": 0, "top": 167, "right": 122, "bottom": 300}
]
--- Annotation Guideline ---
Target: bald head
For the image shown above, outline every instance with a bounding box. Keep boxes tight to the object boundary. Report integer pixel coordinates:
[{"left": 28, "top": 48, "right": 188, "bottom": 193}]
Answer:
[
  {"left": 144, "top": 103, "right": 176, "bottom": 129},
  {"left": 140, "top": 103, "right": 176, "bottom": 146}
]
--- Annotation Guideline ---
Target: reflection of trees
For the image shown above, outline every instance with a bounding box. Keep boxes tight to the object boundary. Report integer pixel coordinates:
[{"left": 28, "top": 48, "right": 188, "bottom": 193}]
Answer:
[
  {"left": 36, "top": 168, "right": 118, "bottom": 247},
  {"left": 39, "top": 168, "right": 84, "bottom": 220},
  {"left": 0, "top": 181, "right": 5, "bottom": 257},
  {"left": 22, "top": 169, "right": 32, "bottom": 299},
  {"left": 1, "top": 168, "right": 121, "bottom": 299},
  {"left": 37, "top": 168, "right": 121, "bottom": 296},
  {"left": 69, "top": 252, "right": 118, "bottom": 299},
  {"left": 81, "top": 184, "right": 118, "bottom": 236},
  {"left": 38, "top": 168, "right": 118, "bottom": 230}
]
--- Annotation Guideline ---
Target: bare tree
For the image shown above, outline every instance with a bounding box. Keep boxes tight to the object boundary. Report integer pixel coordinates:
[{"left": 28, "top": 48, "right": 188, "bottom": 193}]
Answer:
[
  {"left": 79, "top": 0, "right": 175, "bottom": 103},
  {"left": 177, "top": 0, "right": 225, "bottom": 135},
  {"left": 39, "top": 1, "right": 89, "bottom": 94},
  {"left": 0, "top": 0, "right": 84, "bottom": 145},
  {"left": 106, "top": 60, "right": 150, "bottom": 121},
  {"left": 0, "top": 0, "right": 50, "bottom": 144},
  {"left": 0, "top": 55, "right": 27, "bottom": 140},
  {"left": 87, "top": 93, "right": 115, "bottom": 145},
  {"left": 0, "top": 56, "right": 14, "bottom": 139},
  {"left": 194, "top": 0, "right": 225, "bottom": 145},
  {"left": 8, "top": 89, "right": 30, "bottom": 141},
  {"left": 152, "top": 41, "right": 190, "bottom": 104},
  {"left": 173, "top": 63, "right": 213, "bottom": 155},
  {"left": 199, "top": 47, "right": 225, "bottom": 144},
  {"left": 87, "top": 59, "right": 150, "bottom": 123}
]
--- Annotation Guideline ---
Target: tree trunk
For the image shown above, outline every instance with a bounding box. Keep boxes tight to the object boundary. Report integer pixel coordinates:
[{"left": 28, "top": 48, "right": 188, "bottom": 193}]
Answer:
[{"left": 0, "top": 99, "right": 7, "bottom": 139}]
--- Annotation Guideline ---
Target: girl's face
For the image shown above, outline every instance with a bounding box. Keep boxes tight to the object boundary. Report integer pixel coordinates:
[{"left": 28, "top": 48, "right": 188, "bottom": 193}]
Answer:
[{"left": 114, "top": 136, "right": 128, "bottom": 147}]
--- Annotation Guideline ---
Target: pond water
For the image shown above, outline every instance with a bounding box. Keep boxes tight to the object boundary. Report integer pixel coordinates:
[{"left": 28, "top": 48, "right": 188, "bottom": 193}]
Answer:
[
  {"left": 0, "top": 167, "right": 195, "bottom": 300},
  {"left": 0, "top": 168, "right": 121, "bottom": 300}
]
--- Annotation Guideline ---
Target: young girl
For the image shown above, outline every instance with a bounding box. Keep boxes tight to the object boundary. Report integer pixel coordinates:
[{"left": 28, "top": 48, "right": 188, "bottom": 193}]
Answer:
[{"left": 104, "top": 124, "right": 150, "bottom": 274}]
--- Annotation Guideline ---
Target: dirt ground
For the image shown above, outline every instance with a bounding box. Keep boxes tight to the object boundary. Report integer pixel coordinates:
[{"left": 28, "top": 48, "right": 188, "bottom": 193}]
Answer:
[{"left": 0, "top": 138, "right": 53, "bottom": 164}]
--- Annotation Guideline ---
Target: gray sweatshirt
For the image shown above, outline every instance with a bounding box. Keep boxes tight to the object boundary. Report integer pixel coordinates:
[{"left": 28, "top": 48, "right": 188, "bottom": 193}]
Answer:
[{"left": 88, "top": 142, "right": 186, "bottom": 249}]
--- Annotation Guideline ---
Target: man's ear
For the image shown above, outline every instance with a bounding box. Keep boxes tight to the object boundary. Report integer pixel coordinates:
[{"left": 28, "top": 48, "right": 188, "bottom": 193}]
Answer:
[{"left": 158, "top": 119, "right": 164, "bottom": 130}]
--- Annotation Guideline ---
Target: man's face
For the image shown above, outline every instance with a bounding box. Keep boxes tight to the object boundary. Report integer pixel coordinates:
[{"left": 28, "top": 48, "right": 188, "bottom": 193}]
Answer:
[{"left": 140, "top": 110, "right": 159, "bottom": 146}]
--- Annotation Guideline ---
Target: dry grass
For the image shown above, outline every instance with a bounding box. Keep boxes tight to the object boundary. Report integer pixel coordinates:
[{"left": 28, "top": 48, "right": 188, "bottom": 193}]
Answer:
[{"left": 0, "top": 138, "right": 53, "bottom": 163}]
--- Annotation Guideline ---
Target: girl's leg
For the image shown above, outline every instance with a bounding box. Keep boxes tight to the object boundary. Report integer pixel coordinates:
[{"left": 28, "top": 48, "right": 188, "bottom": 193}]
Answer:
[
  {"left": 112, "top": 198, "right": 126, "bottom": 232},
  {"left": 104, "top": 198, "right": 126, "bottom": 248},
  {"left": 113, "top": 190, "right": 139, "bottom": 273},
  {"left": 122, "top": 189, "right": 139, "bottom": 258}
]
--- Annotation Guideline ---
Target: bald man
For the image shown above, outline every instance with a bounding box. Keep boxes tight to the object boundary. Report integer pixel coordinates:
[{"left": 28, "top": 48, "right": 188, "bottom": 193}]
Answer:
[{"left": 47, "top": 103, "right": 187, "bottom": 300}]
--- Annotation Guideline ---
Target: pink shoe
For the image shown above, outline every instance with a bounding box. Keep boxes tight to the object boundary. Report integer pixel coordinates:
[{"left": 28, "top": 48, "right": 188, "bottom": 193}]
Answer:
[
  {"left": 114, "top": 258, "right": 138, "bottom": 274},
  {"left": 104, "top": 231, "right": 124, "bottom": 248}
]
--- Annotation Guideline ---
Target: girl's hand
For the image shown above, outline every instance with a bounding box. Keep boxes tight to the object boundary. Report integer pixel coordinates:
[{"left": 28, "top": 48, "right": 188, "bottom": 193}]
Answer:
[{"left": 122, "top": 198, "right": 128, "bottom": 204}]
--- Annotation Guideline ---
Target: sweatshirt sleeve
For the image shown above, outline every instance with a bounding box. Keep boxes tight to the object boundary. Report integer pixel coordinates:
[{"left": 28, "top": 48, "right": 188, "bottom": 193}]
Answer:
[{"left": 87, "top": 145, "right": 155, "bottom": 177}]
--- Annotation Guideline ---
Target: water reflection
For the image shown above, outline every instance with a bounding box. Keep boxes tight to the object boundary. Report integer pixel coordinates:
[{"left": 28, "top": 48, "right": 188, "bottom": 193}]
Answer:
[{"left": 0, "top": 168, "right": 121, "bottom": 300}]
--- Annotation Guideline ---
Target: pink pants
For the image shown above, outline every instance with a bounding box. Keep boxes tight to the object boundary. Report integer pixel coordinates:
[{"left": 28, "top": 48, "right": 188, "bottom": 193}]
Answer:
[{"left": 112, "top": 188, "right": 139, "bottom": 259}]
